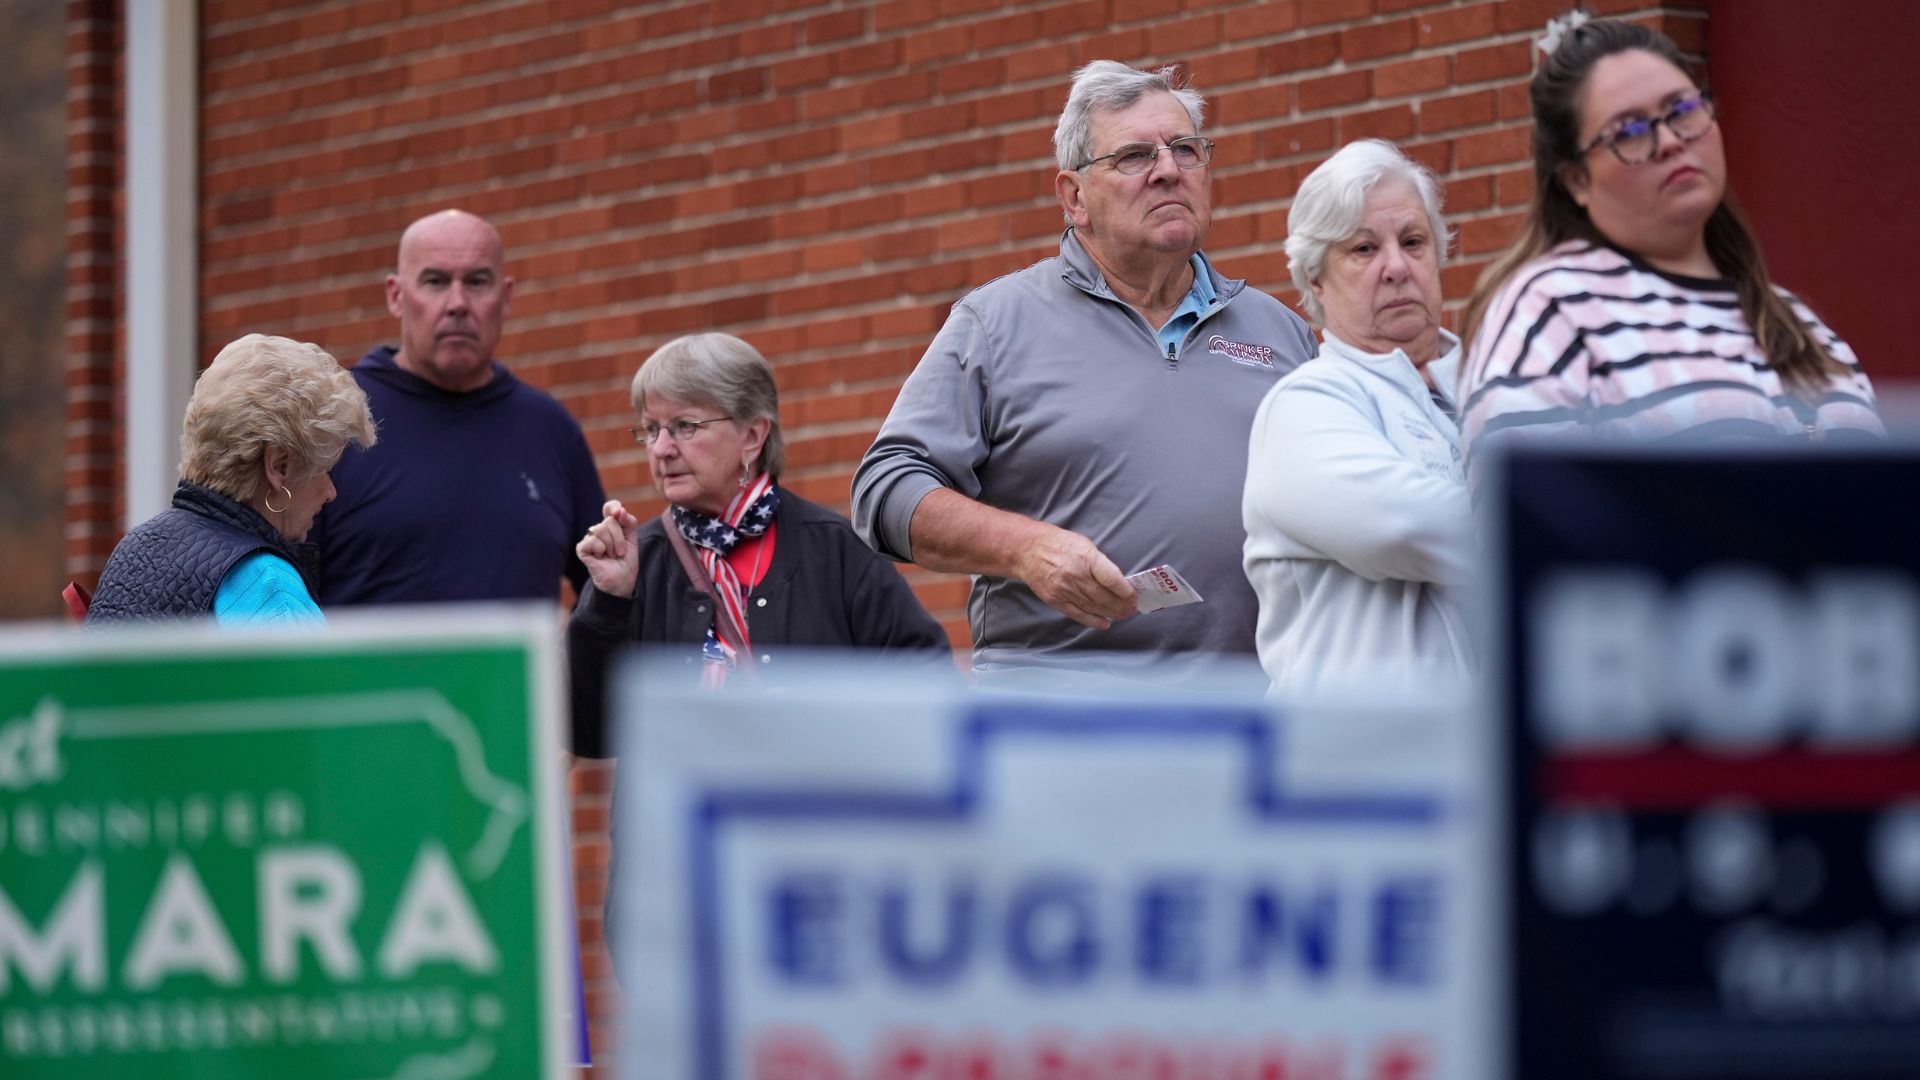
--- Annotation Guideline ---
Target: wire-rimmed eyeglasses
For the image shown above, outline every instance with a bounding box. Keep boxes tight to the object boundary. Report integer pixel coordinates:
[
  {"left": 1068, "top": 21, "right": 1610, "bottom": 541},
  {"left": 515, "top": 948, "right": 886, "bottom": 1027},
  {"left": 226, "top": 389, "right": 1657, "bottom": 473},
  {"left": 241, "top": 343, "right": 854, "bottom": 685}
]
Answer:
[
  {"left": 1076, "top": 136, "right": 1214, "bottom": 175},
  {"left": 629, "top": 417, "right": 730, "bottom": 445}
]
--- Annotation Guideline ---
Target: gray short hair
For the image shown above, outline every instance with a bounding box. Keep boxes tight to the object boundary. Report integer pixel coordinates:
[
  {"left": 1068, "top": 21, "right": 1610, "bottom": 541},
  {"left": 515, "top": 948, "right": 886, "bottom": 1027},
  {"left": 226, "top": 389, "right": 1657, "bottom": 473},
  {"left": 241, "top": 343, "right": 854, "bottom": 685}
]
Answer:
[
  {"left": 631, "top": 332, "right": 785, "bottom": 480},
  {"left": 180, "top": 334, "right": 376, "bottom": 501},
  {"left": 1285, "top": 139, "right": 1451, "bottom": 324},
  {"left": 1052, "top": 60, "right": 1206, "bottom": 172}
]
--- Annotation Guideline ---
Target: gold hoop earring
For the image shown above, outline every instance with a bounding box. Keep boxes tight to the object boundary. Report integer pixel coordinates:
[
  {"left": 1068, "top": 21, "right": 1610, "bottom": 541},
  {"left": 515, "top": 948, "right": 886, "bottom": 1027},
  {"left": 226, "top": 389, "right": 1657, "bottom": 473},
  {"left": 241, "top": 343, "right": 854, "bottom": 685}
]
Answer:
[{"left": 264, "top": 485, "right": 291, "bottom": 514}]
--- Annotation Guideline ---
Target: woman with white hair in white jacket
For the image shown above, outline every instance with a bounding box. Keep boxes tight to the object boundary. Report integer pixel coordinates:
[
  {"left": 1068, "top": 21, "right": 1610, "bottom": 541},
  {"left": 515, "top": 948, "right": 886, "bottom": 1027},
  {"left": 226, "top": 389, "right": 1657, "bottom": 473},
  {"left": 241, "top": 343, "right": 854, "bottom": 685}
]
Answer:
[{"left": 1242, "top": 139, "right": 1475, "bottom": 694}]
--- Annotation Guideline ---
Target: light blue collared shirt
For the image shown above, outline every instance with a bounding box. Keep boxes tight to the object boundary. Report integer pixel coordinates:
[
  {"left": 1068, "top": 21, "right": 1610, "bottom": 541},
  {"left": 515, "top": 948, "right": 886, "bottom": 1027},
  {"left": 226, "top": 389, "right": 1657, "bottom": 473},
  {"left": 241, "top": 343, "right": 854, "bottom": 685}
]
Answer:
[{"left": 1156, "top": 253, "right": 1218, "bottom": 356}]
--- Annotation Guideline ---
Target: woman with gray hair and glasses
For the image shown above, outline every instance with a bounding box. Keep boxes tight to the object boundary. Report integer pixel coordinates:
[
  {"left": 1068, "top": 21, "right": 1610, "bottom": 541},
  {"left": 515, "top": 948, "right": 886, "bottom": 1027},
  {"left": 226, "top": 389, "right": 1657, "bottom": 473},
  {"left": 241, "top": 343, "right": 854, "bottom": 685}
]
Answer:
[
  {"left": 1241, "top": 139, "right": 1474, "bottom": 694},
  {"left": 87, "top": 333, "right": 376, "bottom": 625},
  {"left": 569, "top": 333, "right": 950, "bottom": 980},
  {"left": 568, "top": 333, "right": 948, "bottom": 752}
]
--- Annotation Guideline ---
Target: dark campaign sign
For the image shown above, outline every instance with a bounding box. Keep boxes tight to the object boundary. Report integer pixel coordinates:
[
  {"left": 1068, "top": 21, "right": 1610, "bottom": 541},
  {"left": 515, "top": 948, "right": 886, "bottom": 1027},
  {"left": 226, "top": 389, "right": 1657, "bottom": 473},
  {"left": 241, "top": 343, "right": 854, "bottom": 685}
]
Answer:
[{"left": 1495, "top": 446, "right": 1920, "bottom": 1080}]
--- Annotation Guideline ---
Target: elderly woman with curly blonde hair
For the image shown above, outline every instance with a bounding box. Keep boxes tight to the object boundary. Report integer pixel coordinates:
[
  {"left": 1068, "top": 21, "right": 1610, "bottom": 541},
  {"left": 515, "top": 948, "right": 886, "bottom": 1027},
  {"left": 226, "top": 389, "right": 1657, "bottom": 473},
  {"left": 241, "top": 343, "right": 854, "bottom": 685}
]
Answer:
[{"left": 87, "top": 333, "right": 376, "bottom": 625}]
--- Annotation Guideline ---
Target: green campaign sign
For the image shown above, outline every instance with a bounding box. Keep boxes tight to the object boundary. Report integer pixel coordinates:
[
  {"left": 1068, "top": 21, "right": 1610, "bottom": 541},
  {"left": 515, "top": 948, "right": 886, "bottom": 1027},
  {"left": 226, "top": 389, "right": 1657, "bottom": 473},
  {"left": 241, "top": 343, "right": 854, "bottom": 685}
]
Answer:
[{"left": 0, "top": 609, "right": 570, "bottom": 1079}]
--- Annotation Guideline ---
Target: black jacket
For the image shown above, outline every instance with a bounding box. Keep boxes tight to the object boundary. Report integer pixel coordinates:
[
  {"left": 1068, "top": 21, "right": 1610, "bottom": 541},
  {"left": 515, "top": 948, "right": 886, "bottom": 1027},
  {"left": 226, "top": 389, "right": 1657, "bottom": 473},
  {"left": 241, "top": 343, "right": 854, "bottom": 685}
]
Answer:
[
  {"left": 87, "top": 481, "right": 313, "bottom": 623},
  {"left": 566, "top": 490, "right": 950, "bottom": 758}
]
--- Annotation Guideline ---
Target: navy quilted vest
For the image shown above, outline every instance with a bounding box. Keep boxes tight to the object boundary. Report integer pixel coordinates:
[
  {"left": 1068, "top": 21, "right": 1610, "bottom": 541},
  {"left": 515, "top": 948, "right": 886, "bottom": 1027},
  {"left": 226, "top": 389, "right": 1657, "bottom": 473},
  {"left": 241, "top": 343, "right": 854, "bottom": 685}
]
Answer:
[{"left": 87, "top": 481, "right": 316, "bottom": 623}]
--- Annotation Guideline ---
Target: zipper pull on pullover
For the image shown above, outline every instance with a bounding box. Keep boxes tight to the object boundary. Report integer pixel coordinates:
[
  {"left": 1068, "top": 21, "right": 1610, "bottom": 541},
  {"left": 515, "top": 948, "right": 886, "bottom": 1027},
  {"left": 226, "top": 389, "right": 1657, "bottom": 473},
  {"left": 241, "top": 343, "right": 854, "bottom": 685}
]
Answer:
[{"left": 1167, "top": 341, "right": 1178, "bottom": 369}]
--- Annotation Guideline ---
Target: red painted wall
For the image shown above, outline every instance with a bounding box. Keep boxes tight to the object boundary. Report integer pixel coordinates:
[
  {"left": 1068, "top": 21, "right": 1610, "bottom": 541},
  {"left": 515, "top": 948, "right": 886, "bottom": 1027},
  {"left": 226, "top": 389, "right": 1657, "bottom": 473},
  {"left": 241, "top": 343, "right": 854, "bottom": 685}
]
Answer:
[{"left": 1707, "top": 0, "right": 1920, "bottom": 381}]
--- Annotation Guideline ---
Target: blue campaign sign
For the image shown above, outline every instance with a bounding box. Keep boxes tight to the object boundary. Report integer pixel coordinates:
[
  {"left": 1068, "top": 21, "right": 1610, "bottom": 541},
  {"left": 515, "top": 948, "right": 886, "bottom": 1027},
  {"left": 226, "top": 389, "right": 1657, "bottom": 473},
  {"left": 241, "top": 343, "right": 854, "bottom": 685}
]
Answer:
[
  {"left": 614, "top": 657, "right": 1494, "bottom": 1080},
  {"left": 1492, "top": 445, "right": 1920, "bottom": 1080}
]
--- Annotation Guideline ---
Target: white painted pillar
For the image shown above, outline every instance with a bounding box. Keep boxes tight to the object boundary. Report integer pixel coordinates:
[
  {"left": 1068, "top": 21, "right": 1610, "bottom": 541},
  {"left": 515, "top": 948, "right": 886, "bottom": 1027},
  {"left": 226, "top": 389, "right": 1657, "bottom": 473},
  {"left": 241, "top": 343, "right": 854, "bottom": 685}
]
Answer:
[{"left": 123, "top": 0, "right": 198, "bottom": 524}]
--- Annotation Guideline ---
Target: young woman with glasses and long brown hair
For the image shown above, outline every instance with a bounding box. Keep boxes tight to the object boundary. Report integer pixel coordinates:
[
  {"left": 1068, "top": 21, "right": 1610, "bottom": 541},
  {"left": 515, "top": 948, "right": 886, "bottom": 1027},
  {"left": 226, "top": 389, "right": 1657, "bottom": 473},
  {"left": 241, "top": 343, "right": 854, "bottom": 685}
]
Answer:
[{"left": 1456, "top": 16, "right": 1882, "bottom": 486}]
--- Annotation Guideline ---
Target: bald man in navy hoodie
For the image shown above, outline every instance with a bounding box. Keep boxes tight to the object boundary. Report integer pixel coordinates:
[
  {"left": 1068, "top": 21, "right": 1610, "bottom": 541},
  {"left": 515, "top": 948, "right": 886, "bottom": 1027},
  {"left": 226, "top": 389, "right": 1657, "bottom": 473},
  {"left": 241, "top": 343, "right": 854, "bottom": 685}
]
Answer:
[{"left": 312, "top": 210, "right": 605, "bottom": 606}]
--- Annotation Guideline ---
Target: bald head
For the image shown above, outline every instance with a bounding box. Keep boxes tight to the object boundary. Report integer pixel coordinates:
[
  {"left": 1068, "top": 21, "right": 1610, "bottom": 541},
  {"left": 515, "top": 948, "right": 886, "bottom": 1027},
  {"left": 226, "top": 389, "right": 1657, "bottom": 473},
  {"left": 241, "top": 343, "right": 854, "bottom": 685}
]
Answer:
[
  {"left": 396, "top": 209, "right": 503, "bottom": 269},
  {"left": 384, "top": 210, "right": 515, "bottom": 393}
]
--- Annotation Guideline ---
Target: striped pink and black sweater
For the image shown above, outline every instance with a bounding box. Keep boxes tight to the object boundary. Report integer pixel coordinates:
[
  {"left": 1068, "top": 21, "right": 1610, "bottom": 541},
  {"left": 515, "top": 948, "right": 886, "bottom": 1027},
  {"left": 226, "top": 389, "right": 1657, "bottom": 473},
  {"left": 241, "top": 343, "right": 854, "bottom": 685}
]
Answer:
[{"left": 1458, "top": 241, "right": 1882, "bottom": 485}]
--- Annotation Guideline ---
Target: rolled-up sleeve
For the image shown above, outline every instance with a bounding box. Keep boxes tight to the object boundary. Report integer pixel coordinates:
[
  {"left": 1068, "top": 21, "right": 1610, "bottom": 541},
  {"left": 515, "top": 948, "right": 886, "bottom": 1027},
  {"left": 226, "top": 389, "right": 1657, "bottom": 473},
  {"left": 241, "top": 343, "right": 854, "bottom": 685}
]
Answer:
[{"left": 851, "top": 304, "right": 993, "bottom": 562}]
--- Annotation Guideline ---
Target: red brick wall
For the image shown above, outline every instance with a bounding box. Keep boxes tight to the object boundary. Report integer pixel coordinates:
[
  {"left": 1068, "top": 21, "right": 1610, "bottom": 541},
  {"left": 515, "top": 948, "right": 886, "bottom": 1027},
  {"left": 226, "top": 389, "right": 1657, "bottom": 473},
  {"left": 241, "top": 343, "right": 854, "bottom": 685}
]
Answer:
[
  {"left": 65, "top": 0, "right": 121, "bottom": 587},
  {"left": 72, "top": 0, "right": 1713, "bottom": 1067}
]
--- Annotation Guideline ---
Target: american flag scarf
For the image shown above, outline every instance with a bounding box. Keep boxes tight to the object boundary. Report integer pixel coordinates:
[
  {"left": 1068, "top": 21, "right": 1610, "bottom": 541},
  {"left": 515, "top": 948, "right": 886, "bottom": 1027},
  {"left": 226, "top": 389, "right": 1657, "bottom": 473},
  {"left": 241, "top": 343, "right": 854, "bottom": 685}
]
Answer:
[{"left": 670, "top": 472, "right": 779, "bottom": 680}]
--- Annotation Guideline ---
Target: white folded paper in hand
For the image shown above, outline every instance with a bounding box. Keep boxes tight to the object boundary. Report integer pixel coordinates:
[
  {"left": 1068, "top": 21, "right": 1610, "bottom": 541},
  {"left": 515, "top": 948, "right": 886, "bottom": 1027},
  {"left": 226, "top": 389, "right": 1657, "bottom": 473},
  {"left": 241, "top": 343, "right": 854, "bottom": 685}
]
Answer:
[{"left": 1126, "top": 564, "right": 1204, "bottom": 615}]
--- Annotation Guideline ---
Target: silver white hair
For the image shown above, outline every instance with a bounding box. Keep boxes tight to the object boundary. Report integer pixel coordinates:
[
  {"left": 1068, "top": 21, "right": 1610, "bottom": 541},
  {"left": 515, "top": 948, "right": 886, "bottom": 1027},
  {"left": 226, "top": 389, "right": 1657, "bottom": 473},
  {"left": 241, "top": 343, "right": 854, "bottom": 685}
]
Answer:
[
  {"left": 1285, "top": 139, "right": 1451, "bottom": 324},
  {"left": 632, "top": 332, "right": 785, "bottom": 479},
  {"left": 1052, "top": 60, "right": 1206, "bottom": 172}
]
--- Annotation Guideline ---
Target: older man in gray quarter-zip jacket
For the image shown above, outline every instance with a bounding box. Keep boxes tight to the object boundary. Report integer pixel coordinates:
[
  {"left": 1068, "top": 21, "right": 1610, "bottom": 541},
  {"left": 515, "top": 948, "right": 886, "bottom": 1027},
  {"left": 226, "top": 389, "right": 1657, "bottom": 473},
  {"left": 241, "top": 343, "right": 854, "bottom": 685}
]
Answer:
[{"left": 853, "top": 60, "right": 1317, "bottom": 675}]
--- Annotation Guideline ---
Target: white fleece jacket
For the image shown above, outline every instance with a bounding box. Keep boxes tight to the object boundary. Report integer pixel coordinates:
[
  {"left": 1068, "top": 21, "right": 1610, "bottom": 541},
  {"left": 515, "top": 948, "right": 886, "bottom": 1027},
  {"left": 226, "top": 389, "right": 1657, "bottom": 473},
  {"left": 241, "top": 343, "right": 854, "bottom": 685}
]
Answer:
[{"left": 1241, "top": 330, "right": 1475, "bottom": 694}]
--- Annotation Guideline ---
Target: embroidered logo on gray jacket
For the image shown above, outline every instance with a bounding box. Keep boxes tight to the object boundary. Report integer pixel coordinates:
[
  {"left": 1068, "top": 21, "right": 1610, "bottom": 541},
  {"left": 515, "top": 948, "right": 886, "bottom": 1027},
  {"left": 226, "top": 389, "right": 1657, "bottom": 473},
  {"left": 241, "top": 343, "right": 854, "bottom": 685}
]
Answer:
[{"left": 1207, "top": 334, "right": 1275, "bottom": 369}]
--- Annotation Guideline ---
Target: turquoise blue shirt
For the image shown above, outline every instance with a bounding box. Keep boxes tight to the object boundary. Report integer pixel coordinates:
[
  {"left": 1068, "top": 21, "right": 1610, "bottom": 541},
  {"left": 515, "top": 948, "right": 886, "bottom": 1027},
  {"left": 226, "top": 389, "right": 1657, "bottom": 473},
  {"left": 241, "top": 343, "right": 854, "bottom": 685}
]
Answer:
[
  {"left": 1156, "top": 253, "right": 1219, "bottom": 356},
  {"left": 213, "top": 552, "right": 325, "bottom": 627}
]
